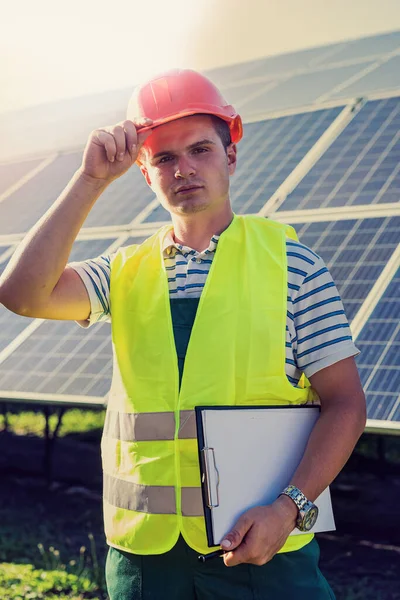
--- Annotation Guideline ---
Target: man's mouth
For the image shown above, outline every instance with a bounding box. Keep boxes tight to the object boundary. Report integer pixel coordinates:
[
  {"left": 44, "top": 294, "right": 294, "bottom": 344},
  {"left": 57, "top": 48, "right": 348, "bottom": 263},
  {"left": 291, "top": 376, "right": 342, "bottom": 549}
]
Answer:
[{"left": 175, "top": 185, "right": 203, "bottom": 194}]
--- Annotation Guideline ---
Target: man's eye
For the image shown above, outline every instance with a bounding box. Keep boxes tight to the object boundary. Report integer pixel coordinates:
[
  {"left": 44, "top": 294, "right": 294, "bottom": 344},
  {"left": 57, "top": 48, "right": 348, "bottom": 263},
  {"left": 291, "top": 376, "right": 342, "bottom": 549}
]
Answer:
[
  {"left": 158, "top": 156, "right": 172, "bottom": 164},
  {"left": 193, "top": 147, "right": 207, "bottom": 154}
]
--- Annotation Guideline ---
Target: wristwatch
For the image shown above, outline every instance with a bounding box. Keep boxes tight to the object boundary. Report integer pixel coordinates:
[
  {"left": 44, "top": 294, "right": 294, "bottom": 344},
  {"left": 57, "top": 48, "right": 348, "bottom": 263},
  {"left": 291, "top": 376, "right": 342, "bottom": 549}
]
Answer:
[{"left": 279, "top": 485, "right": 319, "bottom": 532}]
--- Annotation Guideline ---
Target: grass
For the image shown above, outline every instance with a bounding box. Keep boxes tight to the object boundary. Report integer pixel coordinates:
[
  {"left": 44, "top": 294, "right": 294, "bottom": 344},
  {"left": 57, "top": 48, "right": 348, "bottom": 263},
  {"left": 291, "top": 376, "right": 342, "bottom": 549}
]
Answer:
[
  {"left": 0, "top": 540, "right": 105, "bottom": 599},
  {"left": 0, "top": 407, "right": 105, "bottom": 440}
]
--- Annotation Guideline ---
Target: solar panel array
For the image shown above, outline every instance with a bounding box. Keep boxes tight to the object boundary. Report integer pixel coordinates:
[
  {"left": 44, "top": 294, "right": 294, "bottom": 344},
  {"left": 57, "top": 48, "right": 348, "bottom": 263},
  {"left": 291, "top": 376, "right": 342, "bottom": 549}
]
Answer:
[
  {"left": 280, "top": 97, "right": 400, "bottom": 211},
  {"left": 0, "top": 31, "right": 399, "bottom": 431}
]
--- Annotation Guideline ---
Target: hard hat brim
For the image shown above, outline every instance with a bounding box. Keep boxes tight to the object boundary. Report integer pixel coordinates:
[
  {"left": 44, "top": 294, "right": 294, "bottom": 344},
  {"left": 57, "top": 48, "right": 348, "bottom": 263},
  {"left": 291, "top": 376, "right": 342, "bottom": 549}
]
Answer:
[{"left": 135, "top": 109, "right": 243, "bottom": 144}]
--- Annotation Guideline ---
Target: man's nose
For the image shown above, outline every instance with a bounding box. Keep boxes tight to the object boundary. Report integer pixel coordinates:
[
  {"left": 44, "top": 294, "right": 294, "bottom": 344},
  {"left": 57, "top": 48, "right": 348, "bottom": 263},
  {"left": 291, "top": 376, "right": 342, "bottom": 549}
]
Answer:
[{"left": 175, "top": 155, "right": 196, "bottom": 179}]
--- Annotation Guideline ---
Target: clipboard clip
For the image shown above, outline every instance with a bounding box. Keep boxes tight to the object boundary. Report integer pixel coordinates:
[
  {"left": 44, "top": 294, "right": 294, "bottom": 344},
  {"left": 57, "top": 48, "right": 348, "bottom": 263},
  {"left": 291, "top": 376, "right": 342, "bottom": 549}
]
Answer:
[{"left": 201, "top": 447, "right": 220, "bottom": 508}]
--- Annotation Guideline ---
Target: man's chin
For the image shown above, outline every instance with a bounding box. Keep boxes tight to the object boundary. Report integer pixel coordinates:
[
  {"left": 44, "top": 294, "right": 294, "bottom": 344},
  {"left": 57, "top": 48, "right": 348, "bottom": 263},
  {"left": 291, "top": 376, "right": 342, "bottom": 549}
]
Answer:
[{"left": 170, "top": 198, "right": 210, "bottom": 215}]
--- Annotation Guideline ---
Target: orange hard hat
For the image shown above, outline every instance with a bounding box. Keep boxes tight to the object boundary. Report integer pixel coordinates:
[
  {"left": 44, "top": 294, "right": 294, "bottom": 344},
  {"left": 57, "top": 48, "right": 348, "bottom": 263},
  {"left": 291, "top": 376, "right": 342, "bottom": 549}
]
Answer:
[{"left": 127, "top": 69, "right": 243, "bottom": 144}]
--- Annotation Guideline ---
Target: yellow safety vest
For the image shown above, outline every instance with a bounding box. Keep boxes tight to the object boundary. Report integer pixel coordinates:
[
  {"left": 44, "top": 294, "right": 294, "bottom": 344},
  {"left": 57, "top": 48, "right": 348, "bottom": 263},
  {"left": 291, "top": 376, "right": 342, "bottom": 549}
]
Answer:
[{"left": 102, "top": 214, "right": 317, "bottom": 555}]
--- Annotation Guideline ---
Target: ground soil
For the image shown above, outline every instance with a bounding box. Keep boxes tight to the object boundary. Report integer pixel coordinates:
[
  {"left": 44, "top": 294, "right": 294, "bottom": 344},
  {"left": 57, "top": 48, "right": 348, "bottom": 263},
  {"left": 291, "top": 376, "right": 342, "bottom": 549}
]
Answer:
[{"left": 0, "top": 429, "right": 399, "bottom": 599}]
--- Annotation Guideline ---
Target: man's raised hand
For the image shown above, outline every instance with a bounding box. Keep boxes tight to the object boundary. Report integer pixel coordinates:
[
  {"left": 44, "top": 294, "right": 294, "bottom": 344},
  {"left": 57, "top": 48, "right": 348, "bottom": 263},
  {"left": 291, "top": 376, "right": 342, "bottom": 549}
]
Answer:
[{"left": 81, "top": 118, "right": 153, "bottom": 183}]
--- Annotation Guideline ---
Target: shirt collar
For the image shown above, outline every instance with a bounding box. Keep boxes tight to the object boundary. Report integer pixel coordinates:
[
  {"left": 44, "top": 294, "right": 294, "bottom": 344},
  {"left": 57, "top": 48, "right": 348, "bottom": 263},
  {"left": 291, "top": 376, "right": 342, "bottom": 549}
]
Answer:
[{"left": 162, "top": 229, "right": 220, "bottom": 258}]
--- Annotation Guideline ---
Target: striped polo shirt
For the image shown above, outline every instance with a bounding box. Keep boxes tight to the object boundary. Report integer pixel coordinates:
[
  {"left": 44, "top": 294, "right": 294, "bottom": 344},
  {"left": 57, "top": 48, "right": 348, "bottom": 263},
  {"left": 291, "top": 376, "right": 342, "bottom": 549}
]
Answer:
[{"left": 70, "top": 230, "right": 359, "bottom": 386}]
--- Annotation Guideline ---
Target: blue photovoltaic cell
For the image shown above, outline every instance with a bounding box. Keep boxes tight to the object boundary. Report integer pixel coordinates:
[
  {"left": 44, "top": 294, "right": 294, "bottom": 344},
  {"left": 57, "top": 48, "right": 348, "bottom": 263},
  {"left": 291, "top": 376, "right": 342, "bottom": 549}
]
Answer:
[
  {"left": 279, "top": 97, "right": 400, "bottom": 211},
  {"left": 293, "top": 216, "right": 400, "bottom": 322},
  {"left": 0, "top": 238, "right": 117, "bottom": 356},
  {"left": 0, "top": 157, "right": 44, "bottom": 196},
  {"left": 143, "top": 106, "right": 343, "bottom": 222},
  {"left": 356, "top": 268, "right": 400, "bottom": 422},
  {"left": 0, "top": 235, "right": 148, "bottom": 397},
  {"left": 238, "top": 63, "right": 372, "bottom": 116}
]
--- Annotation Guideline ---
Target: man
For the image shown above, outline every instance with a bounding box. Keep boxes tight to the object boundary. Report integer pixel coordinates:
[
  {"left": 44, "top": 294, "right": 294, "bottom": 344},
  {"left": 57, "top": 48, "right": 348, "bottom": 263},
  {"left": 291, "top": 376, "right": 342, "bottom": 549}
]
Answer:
[{"left": 0, "top": 69, "right": 366, "bottom": 599}]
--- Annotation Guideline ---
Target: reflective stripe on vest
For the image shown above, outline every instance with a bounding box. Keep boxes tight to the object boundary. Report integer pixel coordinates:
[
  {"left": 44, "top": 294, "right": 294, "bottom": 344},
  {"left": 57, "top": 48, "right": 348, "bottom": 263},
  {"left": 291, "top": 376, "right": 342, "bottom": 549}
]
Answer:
[
  {"left": 103, "top": 409, "right": 197, "bottom": 441},
  {"left": 106, "top": 214, "right": 316, "bottom": 555},
  {"left": 103, "top": 473, "right": 204, "bottom": 516}
]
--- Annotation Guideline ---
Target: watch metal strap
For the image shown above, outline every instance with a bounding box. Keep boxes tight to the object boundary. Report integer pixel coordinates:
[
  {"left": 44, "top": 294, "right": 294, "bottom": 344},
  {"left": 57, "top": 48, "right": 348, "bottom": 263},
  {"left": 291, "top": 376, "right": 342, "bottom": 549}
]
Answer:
[{"left": 280, "top": 485, "right": 309, "bottom": 511}]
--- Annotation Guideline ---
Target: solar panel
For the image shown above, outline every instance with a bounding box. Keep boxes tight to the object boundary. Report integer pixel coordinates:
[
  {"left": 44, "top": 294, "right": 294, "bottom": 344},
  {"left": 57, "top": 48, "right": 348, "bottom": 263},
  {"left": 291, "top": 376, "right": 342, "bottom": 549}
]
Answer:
[
  {"left": 234, "top": 43, "right": 344, "bottom": 80},
  {"left": 0, "top": 319, "right": 113, "bottom": 397},
  {"left": 330, "top": 56, "right": 400, "bottom": 99},
  {"left": 205, "top": 60, "right": 267, "bottom": 88},
  {"left": 123, "top": 235, "right": 155, "bottom": 247},
  {"left": 238, "top": 63, "right": 373, "bottom": 116},
  {"left": 293, "top": 216, "right": 400, "bottom": 322},
  {"left": 223, "top": 80, "right": 277, "bottom": 109},
  {"left": 325, "top": 31, "right": 400, "bottom": 64},
  {"left": 0, "top": 153, "right": 83, "bottom": 235},
  {"left": 205, "top": 41, "right": 355, "bottom": 86},
  {"left": 0, "top": 235, "right": 148, "bottom": 397},
  {"left": 279, "top": 97, "right": 400, "bottom": 211},
  {"left": 356, "top": 268, "right": 400, "bottom": 422},
  {"left": 0, "top": 158, "right": 45, "bottom": 196},
  {"left": 142, "top": 106, "right": 343, "bottom": 223}
]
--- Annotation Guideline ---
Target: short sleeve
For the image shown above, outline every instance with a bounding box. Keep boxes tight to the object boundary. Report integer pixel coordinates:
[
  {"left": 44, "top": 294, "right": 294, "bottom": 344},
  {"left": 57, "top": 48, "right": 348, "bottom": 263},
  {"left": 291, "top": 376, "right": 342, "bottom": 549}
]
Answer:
[
  {"left": 68, "top": 254, "right": 112, "bottom": 327},
  {"left": 287, "top": 241, "right": 360, "bottom": 378}
]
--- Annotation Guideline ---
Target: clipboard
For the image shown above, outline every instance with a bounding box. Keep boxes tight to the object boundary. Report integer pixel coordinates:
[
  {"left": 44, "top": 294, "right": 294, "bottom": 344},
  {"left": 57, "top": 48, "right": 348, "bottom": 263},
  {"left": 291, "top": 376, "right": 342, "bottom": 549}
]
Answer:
[{"left": 195, "top": 405, "right": 336, "bottom": 547}]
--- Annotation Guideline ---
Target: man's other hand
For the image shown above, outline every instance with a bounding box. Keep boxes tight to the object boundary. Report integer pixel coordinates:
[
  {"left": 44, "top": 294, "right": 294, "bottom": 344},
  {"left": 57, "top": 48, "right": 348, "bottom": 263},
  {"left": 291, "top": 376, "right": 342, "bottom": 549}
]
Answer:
[{"left": 220, "top": 497, "right": 297, "bottom": 567}]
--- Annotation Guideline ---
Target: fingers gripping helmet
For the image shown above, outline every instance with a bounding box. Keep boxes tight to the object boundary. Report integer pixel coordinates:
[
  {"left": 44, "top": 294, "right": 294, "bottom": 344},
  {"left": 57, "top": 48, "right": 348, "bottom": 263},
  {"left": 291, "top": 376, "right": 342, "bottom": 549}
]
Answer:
[{"left": 127, "top": 69, "right": 243, "bottom": 144}]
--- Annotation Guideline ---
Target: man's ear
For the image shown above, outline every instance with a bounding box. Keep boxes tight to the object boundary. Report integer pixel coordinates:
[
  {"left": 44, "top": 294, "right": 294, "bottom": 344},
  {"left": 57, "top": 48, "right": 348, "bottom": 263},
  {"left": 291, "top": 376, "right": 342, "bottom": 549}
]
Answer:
[
  {"left": 227, "top": 143, "right": 237, "bottom": 175},
  {"left": 140, "top": 164, "right": 153, "bottom": 189}
]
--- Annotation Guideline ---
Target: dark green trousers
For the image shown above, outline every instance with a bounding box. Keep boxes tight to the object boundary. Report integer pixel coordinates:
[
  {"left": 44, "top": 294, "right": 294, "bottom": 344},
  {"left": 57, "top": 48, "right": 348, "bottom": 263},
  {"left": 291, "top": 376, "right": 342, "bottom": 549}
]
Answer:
[{"left": 105, "top": 536, "right": 335, "bottom": 599}]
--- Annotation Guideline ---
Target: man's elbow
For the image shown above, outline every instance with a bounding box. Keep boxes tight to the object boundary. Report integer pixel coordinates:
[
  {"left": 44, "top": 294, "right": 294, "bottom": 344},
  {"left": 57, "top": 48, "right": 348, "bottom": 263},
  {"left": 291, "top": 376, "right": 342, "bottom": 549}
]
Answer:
[
  {"left": 0, "top": 281, "right": 38, "bottom": 317},
  {"left": 322, "top": 388, "right": 367, "bottom": 437},
  {"left": 347, "top": 389, "right": 368, "bottom": 438}
]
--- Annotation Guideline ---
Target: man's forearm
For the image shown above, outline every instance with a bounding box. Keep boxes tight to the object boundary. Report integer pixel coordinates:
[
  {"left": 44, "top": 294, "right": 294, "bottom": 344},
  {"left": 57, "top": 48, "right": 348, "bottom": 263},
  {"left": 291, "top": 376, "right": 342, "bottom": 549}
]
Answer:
[{"left": 0, "top": 169, "right": 108, "bottom": 313}]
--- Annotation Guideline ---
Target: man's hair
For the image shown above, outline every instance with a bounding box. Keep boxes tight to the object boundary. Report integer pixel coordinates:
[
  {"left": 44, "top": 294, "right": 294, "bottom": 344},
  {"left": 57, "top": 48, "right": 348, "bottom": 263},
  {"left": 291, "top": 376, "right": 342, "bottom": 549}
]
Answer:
[{"left": 208, "top": 115, "right": 232, "bottom": 151}]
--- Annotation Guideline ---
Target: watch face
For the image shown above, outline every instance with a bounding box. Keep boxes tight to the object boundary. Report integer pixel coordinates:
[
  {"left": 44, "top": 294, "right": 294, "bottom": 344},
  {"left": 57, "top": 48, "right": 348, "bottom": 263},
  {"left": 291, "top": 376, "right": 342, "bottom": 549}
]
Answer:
[{"left": 302, "top": 506, "right": 319, "bottom": 531}]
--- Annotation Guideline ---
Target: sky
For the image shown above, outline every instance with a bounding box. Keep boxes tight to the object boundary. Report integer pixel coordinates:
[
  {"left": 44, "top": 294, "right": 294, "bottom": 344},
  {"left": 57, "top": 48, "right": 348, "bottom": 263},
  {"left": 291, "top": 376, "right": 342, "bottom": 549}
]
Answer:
[{"left": 1, "top": 0, "right": 400, "bottom": 114}]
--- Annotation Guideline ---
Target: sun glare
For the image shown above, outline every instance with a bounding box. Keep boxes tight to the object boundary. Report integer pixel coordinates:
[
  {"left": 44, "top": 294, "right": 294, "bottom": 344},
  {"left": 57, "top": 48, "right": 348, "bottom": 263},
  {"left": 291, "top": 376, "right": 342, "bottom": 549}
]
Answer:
[{"left": 1, "top": 0, "right": 209, "bottom": 113}]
